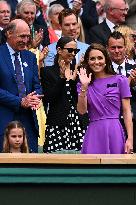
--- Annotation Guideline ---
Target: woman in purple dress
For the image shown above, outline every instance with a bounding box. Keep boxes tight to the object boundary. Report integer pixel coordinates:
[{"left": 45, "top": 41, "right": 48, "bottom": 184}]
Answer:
[{"left": 77, "top": 43, "right": 133, "bottom": 154}]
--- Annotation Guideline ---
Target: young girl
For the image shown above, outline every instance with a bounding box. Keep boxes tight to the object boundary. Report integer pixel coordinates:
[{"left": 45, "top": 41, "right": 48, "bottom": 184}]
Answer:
[
  {"left": 3, "top": 121, "right": 29, "bottom": 153},
  {"left": 77, "top": 43, "right": 133, "bottom": 154}
]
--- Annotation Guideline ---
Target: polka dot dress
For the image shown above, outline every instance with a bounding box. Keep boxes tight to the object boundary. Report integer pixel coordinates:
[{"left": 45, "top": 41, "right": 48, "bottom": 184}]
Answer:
[{"left": 43, "top": 81, "right": 85, "bottom": 153}]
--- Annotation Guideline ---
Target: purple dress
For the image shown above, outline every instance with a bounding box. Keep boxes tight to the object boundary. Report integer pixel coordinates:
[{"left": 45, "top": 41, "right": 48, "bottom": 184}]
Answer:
[{"left": 77, "top": 75, "right": 131, "bottom": 154}]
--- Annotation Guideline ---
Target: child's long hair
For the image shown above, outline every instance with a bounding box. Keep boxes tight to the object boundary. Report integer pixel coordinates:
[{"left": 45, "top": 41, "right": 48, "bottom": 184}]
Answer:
[{"left": 3, "top": 121, "right": 29, "bottom": 153}]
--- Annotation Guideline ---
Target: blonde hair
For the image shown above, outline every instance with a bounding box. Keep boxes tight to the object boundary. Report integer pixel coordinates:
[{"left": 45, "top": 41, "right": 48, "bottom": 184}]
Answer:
[
  {"left": 115, "top": 25, "right": 135, "bottom": 60},
  {"left": 76, "top": 17, "right": 85, "bottom": 43},
  {"left": 3, "top": 121, "right": 29, "bottom": 153}
]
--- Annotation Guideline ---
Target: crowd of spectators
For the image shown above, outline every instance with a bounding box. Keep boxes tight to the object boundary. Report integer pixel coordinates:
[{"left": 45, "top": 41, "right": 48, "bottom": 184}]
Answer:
[{"left": 0, "top": 0, "right": 135, "bottom": 154}]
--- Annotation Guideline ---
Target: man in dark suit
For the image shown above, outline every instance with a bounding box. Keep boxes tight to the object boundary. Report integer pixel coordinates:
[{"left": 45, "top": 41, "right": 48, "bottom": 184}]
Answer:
[
  {"left": 107, "top": 31, "right": 136, "bottom": 152},
  {"left": 87, "top": 0, "right": 128, "bottom": 45},
  {"left": 0, "top": 18, "right": 42, "bottom": 152}
]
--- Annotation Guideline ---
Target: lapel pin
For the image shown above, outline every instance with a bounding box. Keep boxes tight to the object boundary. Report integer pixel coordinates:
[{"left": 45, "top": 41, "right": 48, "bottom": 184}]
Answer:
[{"left": 23, "top": 62, "right": 28, "bottom": 67}]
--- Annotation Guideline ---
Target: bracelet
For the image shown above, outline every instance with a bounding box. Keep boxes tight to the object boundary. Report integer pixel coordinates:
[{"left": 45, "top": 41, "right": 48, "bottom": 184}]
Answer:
[{"left": 80, "top": 89, "right": 87, "bottom": 92}]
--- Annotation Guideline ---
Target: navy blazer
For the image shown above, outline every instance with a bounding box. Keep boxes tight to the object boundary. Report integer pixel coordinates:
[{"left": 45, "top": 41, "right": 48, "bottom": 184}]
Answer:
[
  {"left": 87, "top": 20, "right": 111, "bottom": 46},
  {"left": 0, "top": 44, "right": 42, "bottom": 152}
]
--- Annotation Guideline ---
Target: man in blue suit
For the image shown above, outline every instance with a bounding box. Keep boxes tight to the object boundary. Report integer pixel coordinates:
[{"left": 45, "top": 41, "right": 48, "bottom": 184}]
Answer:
[
  {"left": 0, "top": 19, "right": 42, "bottom": 152},
  {"left": 44, "top": 8, "right": 89, "bottom": 66}
]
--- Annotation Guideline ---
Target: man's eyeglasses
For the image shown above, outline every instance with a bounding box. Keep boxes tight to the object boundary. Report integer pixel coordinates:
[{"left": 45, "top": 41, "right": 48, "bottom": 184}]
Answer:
[
  {"left": 62, "top": 48, "right": 80, "bottom": 54},
  {"left": 112, "top": 8, "right": 129, "bottom": 12}
]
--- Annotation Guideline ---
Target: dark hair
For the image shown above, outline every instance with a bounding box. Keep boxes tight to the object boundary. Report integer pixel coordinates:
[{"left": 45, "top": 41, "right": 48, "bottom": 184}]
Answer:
[
  {"left": 54, "top": 36, "right": 76, "bottom": 64},
  {"left": 3, "top": 121, "right": 29, "bottom": 153},
  {"left": 58, "top": 8, "right": 78, "bottom": 25},
  {"left": 56, "top": 36, "right": 75, "bottom": 49},
  {"left": 82, "top": 43, "right": 115, "bottom": 83},
  {"left": 107, "top": 31, "right": 126, "bottom": 46}
]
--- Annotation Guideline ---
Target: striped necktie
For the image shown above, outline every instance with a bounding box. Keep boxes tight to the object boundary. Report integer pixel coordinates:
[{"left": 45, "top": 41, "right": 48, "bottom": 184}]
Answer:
[{"left": 14, "top": 52, "right": 26, "bottom": 98}]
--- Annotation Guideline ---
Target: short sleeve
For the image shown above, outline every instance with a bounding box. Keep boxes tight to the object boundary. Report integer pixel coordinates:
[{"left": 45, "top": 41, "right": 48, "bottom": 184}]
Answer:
[{"left": 118, "top": 75, "right": 131, "bottom": 99}]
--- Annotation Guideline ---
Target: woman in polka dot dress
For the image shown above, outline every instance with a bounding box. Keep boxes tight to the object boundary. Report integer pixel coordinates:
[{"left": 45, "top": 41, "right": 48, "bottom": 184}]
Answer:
[{"left": 40, "top": 36, "right": 87, "bottom": 153}]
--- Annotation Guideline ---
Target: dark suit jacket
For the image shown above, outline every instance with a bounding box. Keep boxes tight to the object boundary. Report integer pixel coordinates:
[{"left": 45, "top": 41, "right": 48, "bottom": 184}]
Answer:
[
  {"left": 81, "top": 0, "right": 98, "bottom": 42},
  {"left": 126, "top": 63, "right": 136, "bottom": 120},
  {"left": 0, "top": 44, "right": 42, "bottom": 152},
  {"left": 0, "top": 30, "right": 6, "bottom": 45},
  {"left": 113, "top": 62, "right": 136, "bottom": 119},
  {"left": 87, "top": 20, "right": 111, "bottom": 46}
]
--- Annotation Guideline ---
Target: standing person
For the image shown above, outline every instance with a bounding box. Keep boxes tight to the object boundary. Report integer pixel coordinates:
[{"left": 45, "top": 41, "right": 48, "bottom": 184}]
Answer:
[
  {"left": 44, "top": 8, "right": 89, "bottom": 66},
  {"left": 87, "top": 0, "right": 128, "bottom": 45},
  {"left": 77, "top": 43, "right": 133, "bottom": 154},
  {"left": 107, "top": 31, "right": 136, "bottom": 152},
  {"left": 0, "top": 19, "right": 42, "bottom": 152},
  {"left": 41, "top": 36, "right": 85, "bottom": 153},
  {"left": 3, "top": 121, "right": 29, "bottom": 153}
]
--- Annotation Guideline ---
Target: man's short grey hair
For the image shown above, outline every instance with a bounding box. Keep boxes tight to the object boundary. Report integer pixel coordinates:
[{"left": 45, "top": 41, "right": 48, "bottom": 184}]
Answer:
[
  {"left": 0, "top": 0, "right": 11, "bottom": 12},
  {"left": 16, "top": 0, "right": 36, "bottom": 14},
  {"left": 103, "top": 0, "right": 127, "bottom": 12}
]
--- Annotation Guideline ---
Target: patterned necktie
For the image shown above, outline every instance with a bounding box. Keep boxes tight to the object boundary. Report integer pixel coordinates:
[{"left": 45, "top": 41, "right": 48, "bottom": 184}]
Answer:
[
  {"left": 117, "top": 65, "right": 123, "bottom": 75},
  {"left": 14, "top": 52, "right": 26, "bottom": 98}
]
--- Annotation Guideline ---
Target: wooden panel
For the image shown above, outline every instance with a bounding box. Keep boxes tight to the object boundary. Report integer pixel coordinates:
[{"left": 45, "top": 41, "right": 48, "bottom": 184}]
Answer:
[
  {"left": 0, "top": 153, "right": 100, "bottom": 164},
  {"left": 0, "top": 154, "right": 136, "bottom": 164}
]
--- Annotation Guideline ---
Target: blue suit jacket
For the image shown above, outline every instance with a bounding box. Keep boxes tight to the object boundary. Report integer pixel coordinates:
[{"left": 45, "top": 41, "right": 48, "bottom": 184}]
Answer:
[
  {"left": 44, "top": 40, "right": 89, "bottom": 66},
  {"left": 0, "top": 44, "right": 42, "bottom": 152}
]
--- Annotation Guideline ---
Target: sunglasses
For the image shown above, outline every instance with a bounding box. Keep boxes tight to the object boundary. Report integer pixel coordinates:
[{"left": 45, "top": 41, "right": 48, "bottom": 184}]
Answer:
[{"left": 62, "top": 48, "right": 80, "bottom": 54}]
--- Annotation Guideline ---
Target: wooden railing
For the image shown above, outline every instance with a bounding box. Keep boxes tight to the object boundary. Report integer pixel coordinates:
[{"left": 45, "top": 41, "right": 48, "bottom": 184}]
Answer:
[{"left": 0, "top": 153, "right": 136, "bottom": 164}]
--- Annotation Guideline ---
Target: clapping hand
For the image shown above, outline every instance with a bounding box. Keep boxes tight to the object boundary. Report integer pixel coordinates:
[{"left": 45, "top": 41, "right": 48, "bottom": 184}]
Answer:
[
  {"left": 39, "top": 46, "right": 49, "bottom": 67},
  {"left": 65, "top": 68, "right": 77, "bottom": 81},
  {"left": 21, "top": 91, "right": 43, "bottom": 110},
  {"left": 77, "top": 67, "right": 92, "bottom": 87},
  {"left": 32, "top": 29, "right": 43, "bottom": 49},
  {"left": 128, "top": 68, "right": 136, "bottom": 85}
]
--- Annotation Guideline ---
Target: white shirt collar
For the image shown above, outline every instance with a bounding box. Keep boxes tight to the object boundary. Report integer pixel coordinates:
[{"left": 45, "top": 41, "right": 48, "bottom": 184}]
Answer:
[
  {"left": 106, "top": 18, "right": 115, "bottom": 32},
  {"left": 112, "top": 61, "right": 126, "bottom": 76},
  {"left": 6, "top": 43, "right": 16, "bottom": 56}
]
